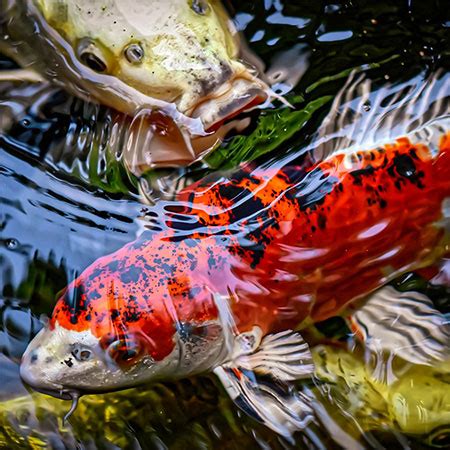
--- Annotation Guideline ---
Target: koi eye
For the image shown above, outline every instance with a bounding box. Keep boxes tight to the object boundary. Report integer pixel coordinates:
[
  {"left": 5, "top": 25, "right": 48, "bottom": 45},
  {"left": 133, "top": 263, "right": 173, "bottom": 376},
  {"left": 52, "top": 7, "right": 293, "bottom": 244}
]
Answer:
[
  {"left": 77, "top": 38, "right": 108, "bottom": 73},
  {"left": 71, "top": 346, "right": 92, "bottom": 362},
  {"left": 124, "top": 43, "right": 144, "bottom": 64}
]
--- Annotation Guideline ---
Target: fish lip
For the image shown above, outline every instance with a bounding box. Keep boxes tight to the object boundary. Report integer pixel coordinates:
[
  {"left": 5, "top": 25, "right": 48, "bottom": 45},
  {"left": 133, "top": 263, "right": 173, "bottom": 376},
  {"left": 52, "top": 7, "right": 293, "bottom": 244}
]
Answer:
[
  {"left": 19, "top": 356, "right": 79, "bottom": 400},
  {"left": 24, "top": 385, "right": 77, "bottom": 401},
  {"left": 21, "top": 377, "right": 135, "bottom": 400},
  {"left": 189, "top": 77, "right": 268, "bottom": 131},
  {"left": 21, "top": 382, "right": 114, "bottom": 400},
  {"left": 19, "top": 364, "right": 72, "bottom": 400}
]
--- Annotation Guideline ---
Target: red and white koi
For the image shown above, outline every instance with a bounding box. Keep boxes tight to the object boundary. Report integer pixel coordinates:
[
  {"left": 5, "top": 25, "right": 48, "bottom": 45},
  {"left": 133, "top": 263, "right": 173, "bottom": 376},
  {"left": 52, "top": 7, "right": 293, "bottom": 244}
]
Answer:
[{"left": 21, "top": 71, "right": 450, "bottom": 438}]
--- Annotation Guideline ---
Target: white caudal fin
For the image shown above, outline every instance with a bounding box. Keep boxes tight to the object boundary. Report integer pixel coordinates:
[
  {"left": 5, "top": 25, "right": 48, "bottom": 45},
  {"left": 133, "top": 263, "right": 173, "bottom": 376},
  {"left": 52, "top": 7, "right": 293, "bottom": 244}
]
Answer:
[
  {"left": 213, "top": 326, "right": 315, "bottom": 441},
  {"left": 313, "top": 69, "right": 450, "bottom": 162},
  {"left": 347, "top": 285, "right": 450, "bottom": 367}
]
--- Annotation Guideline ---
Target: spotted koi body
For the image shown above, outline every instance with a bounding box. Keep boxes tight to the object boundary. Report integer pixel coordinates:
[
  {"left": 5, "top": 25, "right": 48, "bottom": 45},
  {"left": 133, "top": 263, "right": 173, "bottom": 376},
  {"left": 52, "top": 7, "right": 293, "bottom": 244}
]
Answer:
[{"left": 48, "top": 131, "right": 450, "bottom": 364}]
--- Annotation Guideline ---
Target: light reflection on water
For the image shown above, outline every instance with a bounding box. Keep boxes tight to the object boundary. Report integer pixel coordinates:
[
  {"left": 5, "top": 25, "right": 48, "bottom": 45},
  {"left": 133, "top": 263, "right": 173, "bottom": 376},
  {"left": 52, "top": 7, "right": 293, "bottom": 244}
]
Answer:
[{"left": 0, "top": 0, "right": 449, "bottom": 448}]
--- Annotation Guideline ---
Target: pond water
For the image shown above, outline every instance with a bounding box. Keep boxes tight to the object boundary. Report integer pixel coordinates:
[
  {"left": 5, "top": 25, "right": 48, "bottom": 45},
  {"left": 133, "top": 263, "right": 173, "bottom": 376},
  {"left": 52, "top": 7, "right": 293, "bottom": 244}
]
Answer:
[{"left": 1, "top": 1, "right": 449, "bottom": 449}]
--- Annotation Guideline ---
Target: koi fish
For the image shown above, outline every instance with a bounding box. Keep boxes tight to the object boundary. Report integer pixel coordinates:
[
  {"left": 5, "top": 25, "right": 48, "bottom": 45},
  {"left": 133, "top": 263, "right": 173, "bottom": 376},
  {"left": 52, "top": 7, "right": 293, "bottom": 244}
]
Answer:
[
  {"left": 313, "top": 343, "right": 450, "bottom": 444},
  {"left": 20, "top": 71, "right": 450, "bottom": 439},
  {"left": 0, "top": 0, "right": 271, "bottom": 170}
]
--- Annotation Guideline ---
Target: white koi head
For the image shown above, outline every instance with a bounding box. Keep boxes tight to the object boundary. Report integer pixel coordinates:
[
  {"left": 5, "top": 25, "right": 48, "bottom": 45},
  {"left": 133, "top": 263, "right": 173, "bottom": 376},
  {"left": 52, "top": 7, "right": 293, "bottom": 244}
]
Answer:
[
  {"left": 5, "top": 0, "right": 268, "bottom": 130},
  {"left": 20, "top": 261, "right": 227, "bottom": 409},
  {"left": 20, "top": 319, "right": 227, "bottom": 409},
  {"left": 20, "top": 323, "right": 189, "bottom": 397},
  {"left": 20, "top": 325, "right": 122, "bottom": 395}
]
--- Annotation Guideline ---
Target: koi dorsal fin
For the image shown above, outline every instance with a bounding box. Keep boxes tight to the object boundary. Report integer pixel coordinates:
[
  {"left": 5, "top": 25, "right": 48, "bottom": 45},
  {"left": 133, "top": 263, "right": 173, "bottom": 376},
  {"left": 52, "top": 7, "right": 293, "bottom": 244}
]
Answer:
[{"left": 313, "top": 69, "right": 450, "bottom": 162}]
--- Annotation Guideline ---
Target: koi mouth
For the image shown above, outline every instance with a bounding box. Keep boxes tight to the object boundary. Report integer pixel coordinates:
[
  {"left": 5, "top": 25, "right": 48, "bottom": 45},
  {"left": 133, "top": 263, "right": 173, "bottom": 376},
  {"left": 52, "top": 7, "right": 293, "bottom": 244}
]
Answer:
[
  {"left": 120, "top": 78, "right": 267, "bottom": 174},
  {"left": 190, "top": 77, "right": 269, "bottom": 132},
  {"left": 21, "top": 380, "right": 153, "bottom": 424}
]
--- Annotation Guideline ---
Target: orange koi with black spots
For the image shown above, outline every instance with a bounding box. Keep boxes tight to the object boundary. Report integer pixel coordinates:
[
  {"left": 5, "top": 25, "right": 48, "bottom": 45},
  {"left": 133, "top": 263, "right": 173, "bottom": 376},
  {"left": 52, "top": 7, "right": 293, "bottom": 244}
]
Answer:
[
  {"left": 19, "top": 73, "right": 450, "bottom": 436},
  {"left": 31, "top": 132, "right": 450, "bottom": 363}
]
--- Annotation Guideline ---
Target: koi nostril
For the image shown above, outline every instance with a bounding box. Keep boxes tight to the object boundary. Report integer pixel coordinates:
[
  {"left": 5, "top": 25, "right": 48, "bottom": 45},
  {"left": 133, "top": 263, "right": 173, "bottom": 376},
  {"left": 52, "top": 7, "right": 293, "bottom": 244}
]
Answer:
[{"left": 30, "top": 353, "right": 38, "bottom": 363}]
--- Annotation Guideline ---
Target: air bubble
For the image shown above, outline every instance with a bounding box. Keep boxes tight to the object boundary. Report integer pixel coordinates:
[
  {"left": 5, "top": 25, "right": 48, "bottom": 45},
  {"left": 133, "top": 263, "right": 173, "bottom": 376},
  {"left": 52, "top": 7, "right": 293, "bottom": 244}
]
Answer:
[{"left": 5, "top": 238, "right": 18, "bottom": 250}]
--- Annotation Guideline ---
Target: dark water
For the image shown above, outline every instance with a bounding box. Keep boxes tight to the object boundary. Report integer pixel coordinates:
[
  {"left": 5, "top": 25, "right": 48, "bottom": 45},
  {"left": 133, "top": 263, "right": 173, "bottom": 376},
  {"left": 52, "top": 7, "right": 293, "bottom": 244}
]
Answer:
[{"left": 1, "top": 1, "right": 449, "bottom": 448}]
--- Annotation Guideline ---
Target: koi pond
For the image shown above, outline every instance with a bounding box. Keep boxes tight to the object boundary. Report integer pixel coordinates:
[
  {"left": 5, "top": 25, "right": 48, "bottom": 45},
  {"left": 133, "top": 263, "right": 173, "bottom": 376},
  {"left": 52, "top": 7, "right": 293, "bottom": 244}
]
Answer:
[{"left": 1, "top": 1, "right": 449, "bottom": 449}]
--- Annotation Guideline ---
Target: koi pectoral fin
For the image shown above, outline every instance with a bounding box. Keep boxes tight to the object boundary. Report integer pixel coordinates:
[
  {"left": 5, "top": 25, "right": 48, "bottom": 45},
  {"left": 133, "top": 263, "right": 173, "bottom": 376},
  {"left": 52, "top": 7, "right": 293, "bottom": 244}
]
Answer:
[
  {"left": 347, "top": 285, "right": 450, "bottom": 369},
  {"left": 213, "top": 329, "right": 315, "bottom": 440},
  {"left": 232, "top": 329, "right": 315, "bottom": 381}
]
